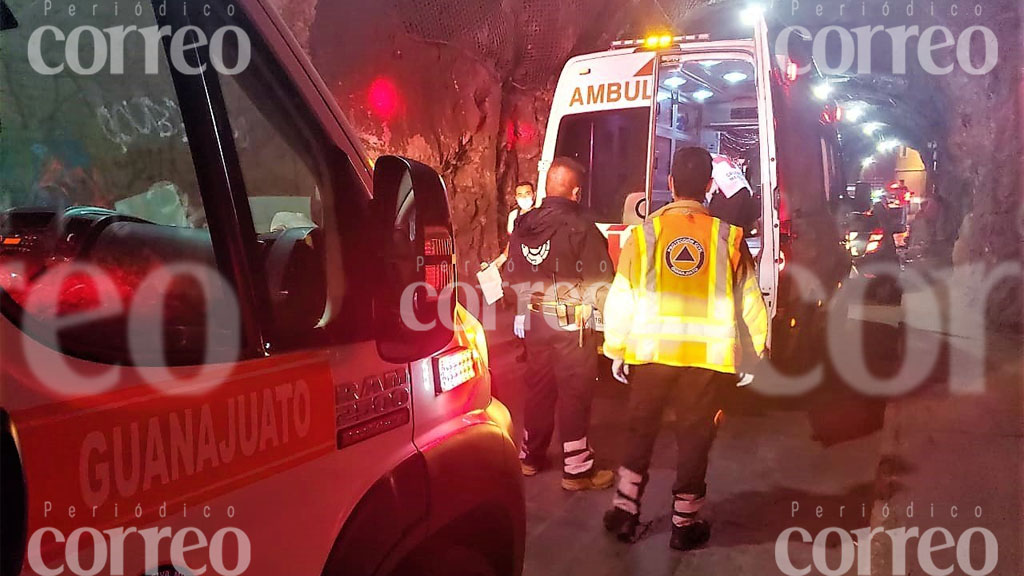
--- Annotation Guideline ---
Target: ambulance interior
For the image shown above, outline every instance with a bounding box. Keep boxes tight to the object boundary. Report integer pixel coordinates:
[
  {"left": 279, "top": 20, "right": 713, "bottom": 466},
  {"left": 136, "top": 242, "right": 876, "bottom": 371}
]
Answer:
[
  {"left": 650, "top": 57, "right": 760, "bottom": 216},
  {"left": 553, "top": 57, "right": 761, "bottom": 232}
]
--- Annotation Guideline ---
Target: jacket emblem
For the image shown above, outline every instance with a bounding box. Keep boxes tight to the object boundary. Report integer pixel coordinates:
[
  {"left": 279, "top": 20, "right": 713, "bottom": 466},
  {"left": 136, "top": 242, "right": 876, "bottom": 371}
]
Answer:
[{"left": 522, "top": 240, "right": 551, "bottom": 265}]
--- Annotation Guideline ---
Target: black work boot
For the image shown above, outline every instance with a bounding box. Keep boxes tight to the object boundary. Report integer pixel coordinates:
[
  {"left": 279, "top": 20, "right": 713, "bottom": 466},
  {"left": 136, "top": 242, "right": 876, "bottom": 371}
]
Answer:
[
  {"left": 669, "top": 520, "right": 711, "bottom": 551},
  {"left": 603, "top": 507, "right": 640, "bottom": 542}
]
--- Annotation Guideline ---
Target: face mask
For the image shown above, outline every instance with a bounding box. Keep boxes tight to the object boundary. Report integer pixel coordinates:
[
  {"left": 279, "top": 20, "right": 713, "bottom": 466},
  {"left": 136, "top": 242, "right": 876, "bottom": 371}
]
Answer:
[{"left": 517, "top": 197, "right": 534, "bottom": 211}]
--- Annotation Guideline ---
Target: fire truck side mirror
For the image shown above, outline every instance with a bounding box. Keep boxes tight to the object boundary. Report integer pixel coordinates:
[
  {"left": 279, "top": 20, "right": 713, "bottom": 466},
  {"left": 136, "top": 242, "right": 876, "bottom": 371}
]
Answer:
[{"left": 370, "top": 156, "right": 456, "bottom": 363}]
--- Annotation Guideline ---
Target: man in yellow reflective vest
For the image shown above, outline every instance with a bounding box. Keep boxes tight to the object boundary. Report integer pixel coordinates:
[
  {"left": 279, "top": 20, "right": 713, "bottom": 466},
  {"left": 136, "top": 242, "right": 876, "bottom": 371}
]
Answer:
[{"left": 601, "top": 146, "right": 768, "bottom": 550}]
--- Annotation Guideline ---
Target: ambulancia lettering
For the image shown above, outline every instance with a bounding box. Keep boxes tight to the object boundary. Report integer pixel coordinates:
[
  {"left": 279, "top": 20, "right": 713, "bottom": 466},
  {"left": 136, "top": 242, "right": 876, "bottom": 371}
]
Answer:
[{"left": 569, "top": 79, "right": 652, "bottom": 107}]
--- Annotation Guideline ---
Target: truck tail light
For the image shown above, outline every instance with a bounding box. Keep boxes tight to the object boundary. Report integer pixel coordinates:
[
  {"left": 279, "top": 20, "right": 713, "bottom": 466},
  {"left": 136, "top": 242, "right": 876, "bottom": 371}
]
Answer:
[
  {"left": 433, "top": 347, "right": 478, "bottom": 394},
  {"left": 423, "top": 229, "right": 455, "bottom": 294}
]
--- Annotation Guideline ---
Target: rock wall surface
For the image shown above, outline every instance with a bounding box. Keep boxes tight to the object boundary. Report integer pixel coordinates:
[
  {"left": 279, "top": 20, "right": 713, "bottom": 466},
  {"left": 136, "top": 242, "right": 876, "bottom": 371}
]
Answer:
[{"left": 269, "top": 0, "right": 1021, "bottom": 331}]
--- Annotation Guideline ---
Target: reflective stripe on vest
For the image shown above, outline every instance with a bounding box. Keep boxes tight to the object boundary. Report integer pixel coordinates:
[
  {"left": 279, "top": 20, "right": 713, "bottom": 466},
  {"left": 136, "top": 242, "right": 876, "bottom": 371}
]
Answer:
[{"left": 628, "top": 210, "right": 743, "bottom": 371}]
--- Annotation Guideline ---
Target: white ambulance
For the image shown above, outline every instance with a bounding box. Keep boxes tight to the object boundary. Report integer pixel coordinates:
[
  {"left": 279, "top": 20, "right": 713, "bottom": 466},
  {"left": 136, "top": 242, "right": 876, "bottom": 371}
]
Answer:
[
  {"left": 0, "top": 0, "right": 524, "bottom": 575},
  {"left": 538, "top": 6, "right": 850, "bottom": 366}
]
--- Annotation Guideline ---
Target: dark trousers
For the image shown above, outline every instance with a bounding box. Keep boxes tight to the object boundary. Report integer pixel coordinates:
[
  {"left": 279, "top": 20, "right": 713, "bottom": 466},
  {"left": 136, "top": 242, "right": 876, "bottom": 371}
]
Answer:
[
  {"left": 613, "top": 364, "right": 726, "bottom": 525},
  {"left": 520, "top": 315, "right": 597, "bottom": 478}
]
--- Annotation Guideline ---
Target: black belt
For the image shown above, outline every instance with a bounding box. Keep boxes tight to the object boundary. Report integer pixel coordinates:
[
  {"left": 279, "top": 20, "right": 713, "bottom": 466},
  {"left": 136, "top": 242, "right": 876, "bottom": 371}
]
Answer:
[{"left": 529, "top": 303, "right": 569, "bottom": 316}]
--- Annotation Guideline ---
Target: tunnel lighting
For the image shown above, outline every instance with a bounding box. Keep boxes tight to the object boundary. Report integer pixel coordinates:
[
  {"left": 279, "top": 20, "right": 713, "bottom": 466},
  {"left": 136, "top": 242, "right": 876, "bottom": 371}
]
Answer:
[
  {"left": 844, "top": 101, "right": 867, "bottom": 123},
  {"left": 812, "top": 82, "right": 833, "bottom": 101},
  {"left": 862, "top": 122, "right": 884, "bottom": 136},
  {"left": 693, "top": 89, "right": 714, "bottom": 101},
  {"left": 876, "top": 139, "right": 901, "bottom": 153},
  {"left": 699, "top": 60, "right": 721, "bottom": 68},
  {"left": 663, "top": 76, "right": 686, "bottom": 88},
  {"left": 785, "top": 60, "right": 799, "bottom": 82},
  {"left": 740, "top": 4, "right": 766, "bottom": 26},
  {"left": 723, "top": 71, "right": 748, "bottom": 83}
]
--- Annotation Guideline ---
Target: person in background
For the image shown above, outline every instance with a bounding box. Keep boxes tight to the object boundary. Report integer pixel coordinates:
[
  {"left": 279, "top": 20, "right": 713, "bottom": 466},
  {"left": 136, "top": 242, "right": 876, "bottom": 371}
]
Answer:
[
  {"left": 707, "top": 154, "right": 759, "bottom": 231},
  {"left": 505, "top": 181, "right": 537, "bottom": 360},
  {"left": 601, "top": 147, "right": 767, "bottom": 550},
  {"left": 491, "top": 182, "right": 538, "bottom": 271},
  {"left": 508, "top": 181, "right": 537, "bottom": 235}
]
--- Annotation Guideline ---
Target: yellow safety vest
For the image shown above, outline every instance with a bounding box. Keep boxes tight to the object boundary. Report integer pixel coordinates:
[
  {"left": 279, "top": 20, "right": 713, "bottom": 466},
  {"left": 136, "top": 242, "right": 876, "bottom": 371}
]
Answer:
[{"left": 603, "top": 200, "right": 768, "bottom": 374}]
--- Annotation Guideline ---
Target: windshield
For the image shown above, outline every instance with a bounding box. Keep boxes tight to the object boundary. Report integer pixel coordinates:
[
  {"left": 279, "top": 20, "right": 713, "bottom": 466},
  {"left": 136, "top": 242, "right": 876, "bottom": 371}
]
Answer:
[{"left": 553, "top": 108, "right": 649, "bottom": 224}]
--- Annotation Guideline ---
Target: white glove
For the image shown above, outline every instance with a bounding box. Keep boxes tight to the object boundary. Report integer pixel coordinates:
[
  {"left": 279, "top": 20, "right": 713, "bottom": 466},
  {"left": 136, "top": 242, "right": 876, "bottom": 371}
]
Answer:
[
  {"left": 736, "top": 372, "right": 755, "bottom": 387},
  {"left": 612, "top": 359, "right": 630, "bottom": 384},
  {"left": 513, "top": 315, "right": 526, "bottom": 339}
]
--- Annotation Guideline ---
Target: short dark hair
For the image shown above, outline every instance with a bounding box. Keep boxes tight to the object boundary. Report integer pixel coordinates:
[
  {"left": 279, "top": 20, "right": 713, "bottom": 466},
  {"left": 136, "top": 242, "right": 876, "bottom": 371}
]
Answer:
[
  {"left": 515, "top": 181, "right": 535, "bottom": 191},
  {"left": 550, "top": 156, "right": 586, "bottom": 177},
  {"left": 546, "top": 156, "right": 587, "bottom": 198},
  {"left": 670, "top": 147, "right": 713, "bottom": 201}
]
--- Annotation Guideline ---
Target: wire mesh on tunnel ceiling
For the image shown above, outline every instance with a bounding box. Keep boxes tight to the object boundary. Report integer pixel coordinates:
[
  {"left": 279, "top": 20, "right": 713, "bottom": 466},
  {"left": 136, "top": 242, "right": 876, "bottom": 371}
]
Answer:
[
  {"left": 657, "top": 0, "right": 735, "bottom": 25},
  {"left": 390, "top": 0, "right": 517, "bottom": 77},
  {"left": 386, "top": 0, "right": 727, "bottom": 88},
  {"left": 515, "top": 0, "right": 584, "bottom": 87},
  {"left": 388, "top": 0, "right": 590, "bottom": 88}
]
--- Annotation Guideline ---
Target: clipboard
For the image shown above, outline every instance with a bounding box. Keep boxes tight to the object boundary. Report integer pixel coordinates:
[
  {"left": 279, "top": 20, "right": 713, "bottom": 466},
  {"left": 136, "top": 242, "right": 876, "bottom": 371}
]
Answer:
[{"left": 476, "top": 264, "right": 505, "bottom": 305}]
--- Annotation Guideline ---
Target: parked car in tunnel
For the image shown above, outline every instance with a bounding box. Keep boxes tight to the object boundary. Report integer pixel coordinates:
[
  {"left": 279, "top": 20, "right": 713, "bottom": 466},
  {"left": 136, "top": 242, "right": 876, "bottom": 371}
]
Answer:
[{"left": 0, "top": 1, "right": 524, "bottom": 575}]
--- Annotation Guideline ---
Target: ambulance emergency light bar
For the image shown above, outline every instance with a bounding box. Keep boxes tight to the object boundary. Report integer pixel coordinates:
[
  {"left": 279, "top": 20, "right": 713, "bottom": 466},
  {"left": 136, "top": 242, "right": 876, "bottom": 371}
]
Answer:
[{"left": 611, "top": 33, "right": 712, "bottom": 50}]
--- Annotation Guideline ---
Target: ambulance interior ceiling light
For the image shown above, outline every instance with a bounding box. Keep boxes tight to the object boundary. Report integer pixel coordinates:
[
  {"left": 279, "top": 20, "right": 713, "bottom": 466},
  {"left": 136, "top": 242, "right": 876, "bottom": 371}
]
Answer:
[
  {"left": 663, "top": 75, "right": 686, "bottom": 88},
  {"left": 699, "top": 60, "right": 721, "bottom": 68},
  {"left": 657, "top": 89, "right": 673, "bottom": 101},
  {"left": 722, "top": 71, "right": 748, "bottom": 83},
  {"left": 693, "top": 89, "right": 714, "bottom": 101}
]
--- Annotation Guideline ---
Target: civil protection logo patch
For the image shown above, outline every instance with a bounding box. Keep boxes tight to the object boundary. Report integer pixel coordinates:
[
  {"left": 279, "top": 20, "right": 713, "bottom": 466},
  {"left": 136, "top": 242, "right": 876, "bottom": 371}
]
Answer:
[{"left": 665, "top": 237, "right": 705, "bottom": 277}]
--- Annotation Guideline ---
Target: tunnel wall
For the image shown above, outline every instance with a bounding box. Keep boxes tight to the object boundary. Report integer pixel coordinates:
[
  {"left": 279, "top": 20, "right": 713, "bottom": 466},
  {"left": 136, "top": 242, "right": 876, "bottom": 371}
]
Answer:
[{"left": 269, "top": 0, "right": 1022, "bottom": 332}]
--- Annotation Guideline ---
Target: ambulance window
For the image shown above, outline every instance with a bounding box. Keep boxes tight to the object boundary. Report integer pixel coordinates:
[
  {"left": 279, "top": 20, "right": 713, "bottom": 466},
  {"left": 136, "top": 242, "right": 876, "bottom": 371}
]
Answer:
[
  {"left": 554, "top": 108, "right": 649, "bottom": 224},
  {"left": 209, "top": 13, "right": 373, "bottom": 350},
  {"left": 0, "top": 0, "right": 243, "bottom": 367}
]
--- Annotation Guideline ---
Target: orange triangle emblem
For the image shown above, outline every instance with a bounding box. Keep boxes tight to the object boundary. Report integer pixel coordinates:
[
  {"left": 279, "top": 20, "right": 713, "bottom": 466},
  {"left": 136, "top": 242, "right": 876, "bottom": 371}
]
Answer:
[{"left": 634, "top": 58, "right": 655, "bottom": 77}]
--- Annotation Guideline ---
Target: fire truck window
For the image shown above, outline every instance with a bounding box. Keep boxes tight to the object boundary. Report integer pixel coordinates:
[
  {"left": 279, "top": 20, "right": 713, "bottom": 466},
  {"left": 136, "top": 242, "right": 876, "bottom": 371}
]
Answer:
[
  {"left": 554, "top": 108, "right": 649, "bottom": 224},
  {"left": 211, "top": 18, "right": 372, "bottom": 350},
  {"left": 0, "top": 0, "right": 243, "bottom": 367}
]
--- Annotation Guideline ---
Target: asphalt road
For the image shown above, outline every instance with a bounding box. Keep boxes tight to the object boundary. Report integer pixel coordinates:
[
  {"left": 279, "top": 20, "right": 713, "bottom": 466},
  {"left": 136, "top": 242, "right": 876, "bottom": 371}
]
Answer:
[{"left": 484, "top": 289, "right": 1023, "bottom": 576}]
